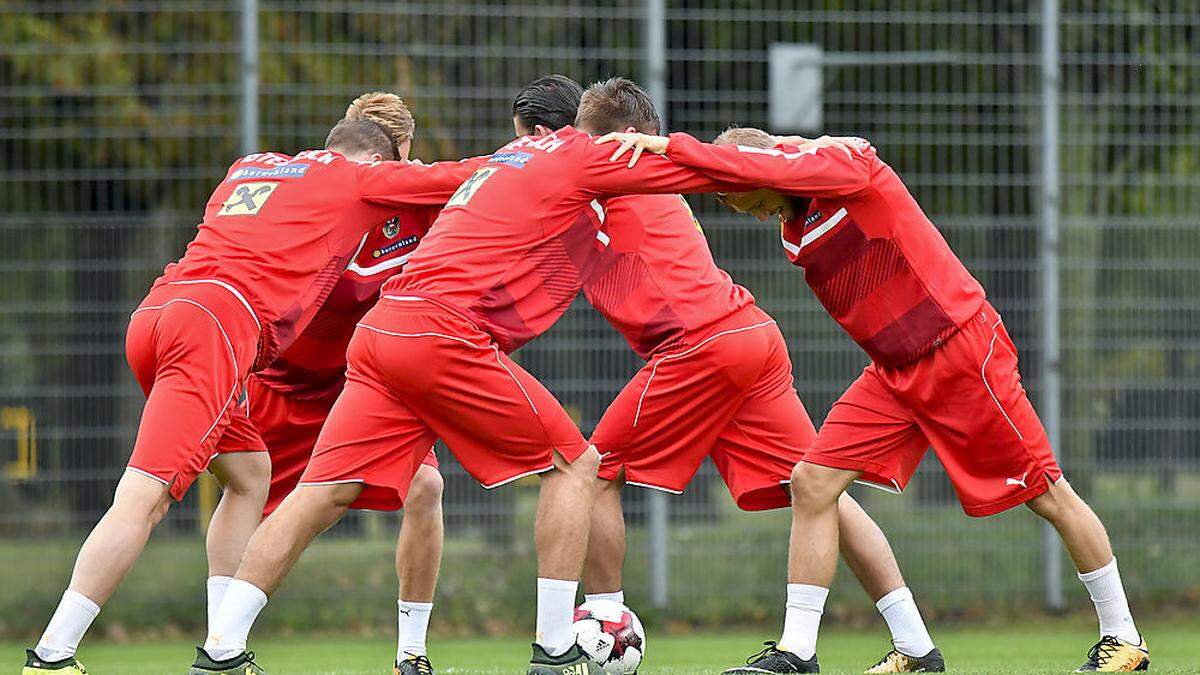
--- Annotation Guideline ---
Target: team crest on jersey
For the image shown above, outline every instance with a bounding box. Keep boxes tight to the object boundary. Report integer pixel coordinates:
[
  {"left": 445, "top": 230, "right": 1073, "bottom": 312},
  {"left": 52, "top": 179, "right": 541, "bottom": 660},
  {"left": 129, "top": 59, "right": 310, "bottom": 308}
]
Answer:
[{"left": 382, "top": 217, "right": 400, "bottom": 238}]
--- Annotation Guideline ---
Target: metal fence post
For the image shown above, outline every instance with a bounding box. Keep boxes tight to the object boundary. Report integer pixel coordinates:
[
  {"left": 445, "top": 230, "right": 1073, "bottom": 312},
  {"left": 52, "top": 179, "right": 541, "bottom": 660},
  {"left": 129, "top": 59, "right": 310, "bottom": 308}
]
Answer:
[
  {"left": 239, "top": 0, "right": 260, "bottom": 154},
  {"left": 644, "top": 0, "right": 670, "bottom": 610},
  {"left": 1039, "top": 0, "right": 1066, "bottom": 612}
]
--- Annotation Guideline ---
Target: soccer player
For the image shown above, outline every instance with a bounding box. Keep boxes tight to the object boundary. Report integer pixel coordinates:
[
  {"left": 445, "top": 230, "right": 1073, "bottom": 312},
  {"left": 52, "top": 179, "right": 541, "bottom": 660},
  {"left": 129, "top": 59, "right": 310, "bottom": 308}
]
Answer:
[
  {"left": 513, "top": 76, "right": 943, "bottom": 673},
  {"left": 242, "top": 92, "right": 447, "bottom": 675},
  {"left": 599, "top": 128, "right": 1150, "bottom": 673},
  {"left": 198, "top": 87, "right": 773, "bottom": 675},
  {"left": 23, "top": 118, "right": 480, "bottom": 675}
]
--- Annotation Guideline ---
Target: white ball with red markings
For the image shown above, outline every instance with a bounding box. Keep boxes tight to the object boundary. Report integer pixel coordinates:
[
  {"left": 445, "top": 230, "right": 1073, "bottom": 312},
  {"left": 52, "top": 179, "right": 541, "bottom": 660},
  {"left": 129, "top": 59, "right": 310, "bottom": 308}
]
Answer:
[{"left": 571, "top": 599, "right": 645, "bottom": 674}]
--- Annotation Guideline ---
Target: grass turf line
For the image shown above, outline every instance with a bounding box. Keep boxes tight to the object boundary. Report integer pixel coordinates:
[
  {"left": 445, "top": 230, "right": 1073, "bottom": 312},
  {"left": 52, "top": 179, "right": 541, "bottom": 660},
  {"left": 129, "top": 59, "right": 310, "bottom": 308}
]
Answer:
[{"left": 4, "top": 622, "right": 1195, "bottom": 674}]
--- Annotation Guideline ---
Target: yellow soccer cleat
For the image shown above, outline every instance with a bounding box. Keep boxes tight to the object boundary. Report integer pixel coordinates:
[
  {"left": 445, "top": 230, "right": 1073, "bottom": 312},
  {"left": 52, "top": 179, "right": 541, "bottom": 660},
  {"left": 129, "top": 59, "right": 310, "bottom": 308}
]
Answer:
[
  {"left": 22, "top": 649, "right": 88, "bottom": 674},
  {"left": 1076, "top": 635, "right": 1150, "bottom": 672},
  {"left": 865, "top": 646, "right": 945, "bottom": 673}
]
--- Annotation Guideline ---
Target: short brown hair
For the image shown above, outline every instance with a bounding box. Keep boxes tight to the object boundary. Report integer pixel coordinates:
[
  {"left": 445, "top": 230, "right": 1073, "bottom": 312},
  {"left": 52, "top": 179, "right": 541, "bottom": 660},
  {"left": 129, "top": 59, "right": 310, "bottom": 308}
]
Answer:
[
  {"left": 576, "top": 77, "right": 661, "bottom": 134},
  {"left": 713, "top": 125, "right": 775, "bottom": 149},
  {"left": 325, "top": 119, "right": 395, "bottom": 160},
  {"left": 345, "top": 92, "right": 415, "bottom": 151}
]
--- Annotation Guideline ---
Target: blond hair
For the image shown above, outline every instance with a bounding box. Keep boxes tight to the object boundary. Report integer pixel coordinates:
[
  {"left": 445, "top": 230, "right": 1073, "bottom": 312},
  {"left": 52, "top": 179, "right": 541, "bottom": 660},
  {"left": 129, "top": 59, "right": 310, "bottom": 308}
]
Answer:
[
  {"left": 713, "top": 125, "right": 775, "bottom": 149},
  {"left": 345, "top": 92, "right": 415, "bottom": 149}
]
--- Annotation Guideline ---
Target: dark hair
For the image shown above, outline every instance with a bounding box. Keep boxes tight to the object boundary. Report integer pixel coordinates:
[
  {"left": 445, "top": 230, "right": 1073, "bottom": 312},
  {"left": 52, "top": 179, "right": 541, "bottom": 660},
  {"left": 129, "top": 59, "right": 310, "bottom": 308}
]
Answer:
[
  {"left": 325, "top": 118, "right": 395, "bottom": 160},
  {"left": 512, "top": 75, "right": 584, "bottom": 133},
  {"left": 576, "top": 77, "right": 661, "bottom": 135}
]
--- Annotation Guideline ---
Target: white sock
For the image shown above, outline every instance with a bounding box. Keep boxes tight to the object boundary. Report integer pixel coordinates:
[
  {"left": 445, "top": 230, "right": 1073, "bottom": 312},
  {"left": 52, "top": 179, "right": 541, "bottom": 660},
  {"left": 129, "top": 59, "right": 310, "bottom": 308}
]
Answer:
[
  {"left": 206, "top": 576, "right": 233, "bottom": 630},
  {"left": 584, "top": 590, "right": 625, "bottom": 605},
  {"left": 34, "top": 590, "right": 100, "bottom": 662},
  {"left": 779, "top": 584, "right": 828, "bottom": 660},
  {"left": 876, "top": 587, "right": 935, "bottom": 657},
  {"left": 1078, "top": 558, "right": 1140, "bottom": 644},
  {"left": 397, "top": 600, "right": 433, "bottom": 660},
  {"left": 536, "top": 577, "right": 579, "bottom": 657},
  {"left": 203, "top": 579, "right": 268, "bottom": 661}
]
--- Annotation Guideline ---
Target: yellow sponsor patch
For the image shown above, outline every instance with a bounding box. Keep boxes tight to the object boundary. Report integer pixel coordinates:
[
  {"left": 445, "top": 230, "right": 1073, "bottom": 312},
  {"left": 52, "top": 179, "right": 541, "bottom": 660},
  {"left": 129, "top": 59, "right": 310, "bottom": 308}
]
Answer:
[{"left": 219, "top": 181, "right": 280, "bottom": 216}]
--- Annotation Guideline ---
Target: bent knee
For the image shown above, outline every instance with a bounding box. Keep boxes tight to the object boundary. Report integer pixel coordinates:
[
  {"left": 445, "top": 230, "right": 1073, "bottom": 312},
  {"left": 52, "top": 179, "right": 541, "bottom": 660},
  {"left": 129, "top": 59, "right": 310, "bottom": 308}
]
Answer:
[
  {"left": 558, "top": 445, "right": 601, "bottom": 478},
  {"left": 288, "top": 481, "right": 361, "bottom": 511},
  {"left": 405, "top": 467, "right": 444, "bottom": 513},
  {"left": 1026, "top": 478, "right": 1081, "bottom": 521},
  {"left": 789, "top": 462, "right": 846, "bottom": 508},
  {"left": 214, "top": 452, "right": 272, "bottom": 496}
]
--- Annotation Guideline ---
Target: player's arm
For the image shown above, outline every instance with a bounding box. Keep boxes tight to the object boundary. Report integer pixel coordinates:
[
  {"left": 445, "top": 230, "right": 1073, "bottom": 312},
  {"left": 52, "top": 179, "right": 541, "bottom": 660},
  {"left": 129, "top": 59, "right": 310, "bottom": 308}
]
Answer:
[
  {"left": 354, "top": 155, "right": 488, "bottom": 207},
  {"left": 602, "top": 132, "right": 872, "bottom": 199},
  {"left": 576, "top": 138, "right": 743, "bottom": 197}
]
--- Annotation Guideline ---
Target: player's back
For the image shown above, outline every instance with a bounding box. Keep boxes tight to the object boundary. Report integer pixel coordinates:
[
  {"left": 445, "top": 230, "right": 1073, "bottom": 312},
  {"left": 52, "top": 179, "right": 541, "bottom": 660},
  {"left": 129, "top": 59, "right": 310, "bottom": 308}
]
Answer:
[
  {"left": 392, "top": 126, "right": 733, "bottom": 351},
  {"left": 773, "top": 142, "right": 987, "bottom": 366},
  {"left": 391, "top": 128, "right": 606, "bottom": 352},
  {"left": 156, "top": 149, "right": 469, "bottom": 368},
  {"left": 585, "top": 194, "right": 754, "bottom": 358}
]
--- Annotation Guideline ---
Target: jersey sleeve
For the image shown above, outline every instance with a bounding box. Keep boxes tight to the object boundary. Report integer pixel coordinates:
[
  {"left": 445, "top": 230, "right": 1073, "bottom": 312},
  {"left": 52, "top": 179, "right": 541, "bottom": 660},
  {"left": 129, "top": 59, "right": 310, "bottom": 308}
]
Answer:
[
  {"left": 576, "top": 140, "right": 740, "bottom": 197},
  {"left": 354, "top": 156, "right": 487, "bottom": 207},
  {"left": 665, "top": 132, "right": 872, "bottom": 198}
]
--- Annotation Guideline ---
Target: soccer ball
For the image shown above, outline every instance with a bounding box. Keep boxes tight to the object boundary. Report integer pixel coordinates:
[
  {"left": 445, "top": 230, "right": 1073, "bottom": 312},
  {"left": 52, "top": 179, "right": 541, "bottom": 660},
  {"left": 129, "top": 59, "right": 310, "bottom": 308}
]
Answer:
[{"left": 572, "top": 599, "right": 645, "bottom": 674}]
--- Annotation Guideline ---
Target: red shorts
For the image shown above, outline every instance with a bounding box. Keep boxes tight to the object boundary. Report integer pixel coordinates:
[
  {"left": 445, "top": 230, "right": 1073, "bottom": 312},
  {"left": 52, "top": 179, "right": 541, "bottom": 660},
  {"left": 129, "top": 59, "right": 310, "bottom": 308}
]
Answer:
[
  {"left": 300, "top": 296, "right": 589, "bottom": 511},
  {"left": 593, "top": 306, "right": 815, "bottom": 511},
  {"left": 804, "top": 303, "right": 1063, "bottom": 517},
  {"left": 246, "top": 377, "right": 438, "bottom": 515},
  {"left": 125, "top": 282, "right": 266, "bottom": 500}
]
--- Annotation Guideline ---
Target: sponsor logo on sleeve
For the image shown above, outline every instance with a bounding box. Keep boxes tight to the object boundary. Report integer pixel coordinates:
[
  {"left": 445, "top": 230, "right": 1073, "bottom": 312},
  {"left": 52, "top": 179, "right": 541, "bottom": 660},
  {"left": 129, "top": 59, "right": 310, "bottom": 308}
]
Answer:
[{"left": 488, "top": 151, "right": 534, "bottom": 168}]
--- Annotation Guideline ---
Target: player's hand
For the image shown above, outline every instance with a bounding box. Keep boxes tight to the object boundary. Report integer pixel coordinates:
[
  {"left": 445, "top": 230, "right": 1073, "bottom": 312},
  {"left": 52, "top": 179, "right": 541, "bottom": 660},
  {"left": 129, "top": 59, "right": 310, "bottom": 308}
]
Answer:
[
  {"left": 594, "top": 132, "right": 670, "bottom": 168},
  {"left": 782, "top": 134, "right": 856, "bottom": 158}
]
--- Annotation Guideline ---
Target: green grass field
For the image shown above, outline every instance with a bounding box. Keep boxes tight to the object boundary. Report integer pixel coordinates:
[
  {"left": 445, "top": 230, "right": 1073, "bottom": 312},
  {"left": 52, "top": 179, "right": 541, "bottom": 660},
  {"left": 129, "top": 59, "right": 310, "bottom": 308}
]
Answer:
[{"left": 5, "top": 620, "right": 1196, "bottom": 674}]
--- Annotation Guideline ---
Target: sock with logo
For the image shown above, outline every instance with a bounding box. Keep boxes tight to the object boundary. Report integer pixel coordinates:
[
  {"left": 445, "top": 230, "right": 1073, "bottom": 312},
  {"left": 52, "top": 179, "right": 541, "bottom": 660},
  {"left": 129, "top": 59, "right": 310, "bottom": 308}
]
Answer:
[
  {"left": 876, "top": 587, "right": 936, "bottom": 657},
  {"left": 33, "top": 589, "right": 101, "bottom": 662},
  {"left": 778, "top": 584, "right": 828, "bottom": 660},
  {"left": 535, "top": 577, "right": 579, "bottom": 657},
  {"left": 203, "top": 578, "right": 268, "bottom": 661},
  {"left": 1078, "top": 558, "right": 1140, "bottom": 645},
  {"left": 397, "top": 600, "right": 433, "bottom": 660}
]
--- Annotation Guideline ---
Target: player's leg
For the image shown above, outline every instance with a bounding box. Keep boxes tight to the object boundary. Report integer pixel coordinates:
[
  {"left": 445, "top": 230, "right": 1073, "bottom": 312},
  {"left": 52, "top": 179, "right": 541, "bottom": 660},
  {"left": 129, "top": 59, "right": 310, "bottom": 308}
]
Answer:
[
  {"left": 837, "top": 495, "right": 942, "bottom": 673},
  {"left": 194, "top": 480, "right": 359, "bottom": 674},
  {"left": 352, "top": 299, "right": 600, "bottom": 673},
  {"left": 204, "top": 445, "right": 271, "bottom": 624},
  {"left": 918, "top": 305, "right": 1145, "bottom": 671},
  {"left": 1026, "top": 479, "right": 1138, "bottom": 635},
  {"left": 26, "top": 470, "right": 173, "bottom": 673},
  {"left": 582, "top": 473, "right": 627, "bottom": 602},
  {"left": 725, "top": 366, "right": 929, "bottom": 675},
  {"left": 533, "top": 444, "right": 602, "bottom": 651},
  {"left": 29, "top": 298, "right": 254, "bottom": 674},
  {"left": 395, "top": 459, "right": 444, "bottom": 671},
  {"left": 197, "top": 331, "right": 434, "bottom": 672}
]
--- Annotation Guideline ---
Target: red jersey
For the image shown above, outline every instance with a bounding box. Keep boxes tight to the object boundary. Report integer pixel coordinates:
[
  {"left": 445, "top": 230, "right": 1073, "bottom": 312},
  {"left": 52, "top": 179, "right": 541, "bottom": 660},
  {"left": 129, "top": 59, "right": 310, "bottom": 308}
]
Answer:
[
  {"left": 153, "top": 150, "right": 480, "bottom": 369},
  {"left": 253, "top": 205, "right": 441, "bottom": 399},
  {"left": 664, "top": 133, "right": 987, "bottom": 367},
  {"left": 389, "top": 127, "right": 735, "bottom": 353},
  {"left": 585, "top": 195, "right": 755, "bottom": 358}
]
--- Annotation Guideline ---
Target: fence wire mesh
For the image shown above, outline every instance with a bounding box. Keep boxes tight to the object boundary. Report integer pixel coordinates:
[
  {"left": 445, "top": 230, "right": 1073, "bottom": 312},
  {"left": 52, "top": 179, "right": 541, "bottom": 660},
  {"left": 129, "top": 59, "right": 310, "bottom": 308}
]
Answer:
[{"left": 1, "top": 0, "right": 1196, "bottom": 635}]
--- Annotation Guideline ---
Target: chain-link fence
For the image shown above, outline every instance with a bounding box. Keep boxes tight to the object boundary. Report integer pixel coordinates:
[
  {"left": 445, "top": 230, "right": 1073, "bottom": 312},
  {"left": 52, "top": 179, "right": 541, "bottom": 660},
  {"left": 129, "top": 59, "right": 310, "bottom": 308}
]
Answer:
[{"left": 2, "top": 1, "right": 1197, "bottom": 636}]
